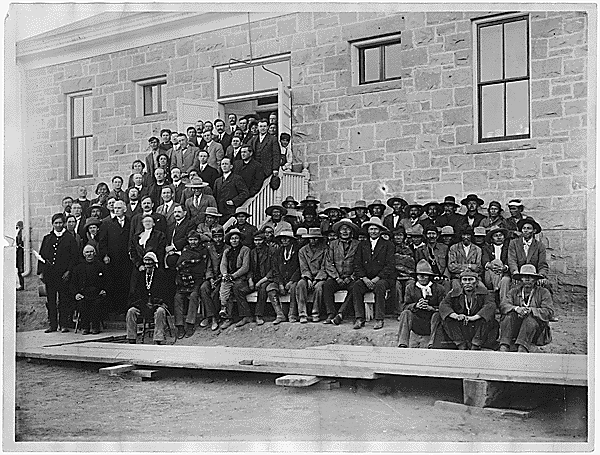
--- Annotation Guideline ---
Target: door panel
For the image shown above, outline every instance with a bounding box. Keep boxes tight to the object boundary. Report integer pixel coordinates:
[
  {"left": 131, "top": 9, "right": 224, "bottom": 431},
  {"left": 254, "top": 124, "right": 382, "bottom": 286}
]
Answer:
[
  {"left": 176, "top": 98, "right": 218, "bottom": 134},
  {"left": 278, "top": 81, "right": 291, "bottom": 137}
]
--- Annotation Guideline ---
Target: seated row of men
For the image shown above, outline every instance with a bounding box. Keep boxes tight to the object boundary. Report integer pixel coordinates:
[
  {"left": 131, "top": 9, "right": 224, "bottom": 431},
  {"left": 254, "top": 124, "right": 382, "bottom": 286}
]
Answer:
[{"left": 38, "top": 194, "right": 552, "bottom": 351}]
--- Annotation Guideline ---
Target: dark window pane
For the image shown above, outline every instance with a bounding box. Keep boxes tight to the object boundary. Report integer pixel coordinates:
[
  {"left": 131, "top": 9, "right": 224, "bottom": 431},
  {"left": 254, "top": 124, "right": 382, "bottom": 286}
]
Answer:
[
  {"left": 504, "top": 20, "right": 528, "bottom": 79},
  {"left": 479, "top": 24, "right": 503, "bottom": 82},
  {"left": 384, "top": 42, "right": 402, "bottom": 79},
  {"left": 143, "top": 85, "right": 153, "bottom": 115},
  {"left": 481, "top": 84, "right": 505, "bottom": 138},
  {"left": 506, "top": 80, "right": 529, "bottom": 136},
  {"left": 363, "top": 47, "right": 381, "bottom": 82},
  {"left": 72, "top": 96, "right": 83, "bottom": 136}
]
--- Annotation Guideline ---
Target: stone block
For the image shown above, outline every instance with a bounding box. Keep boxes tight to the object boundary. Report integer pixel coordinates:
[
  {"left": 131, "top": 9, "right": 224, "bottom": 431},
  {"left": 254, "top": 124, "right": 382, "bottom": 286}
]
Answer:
[
  {"left": 456, "top": 126, "right": 473, "bottom": 145},
  {"left": 60, "top": 76, "right": 95, "bottom": 94},
  {"left": 444, "top": 32, "right": 470, "bottom": 51},
  {"left": 563, "top": 141, "right": 586, "bottom": 159},
  {"left": 442, "top": 68, "right": 471, "bottom": 87},
  {"left": 414, "top": 27, "right": 435, "bottom": 46},
  {"left": 564, "top": 58, "right": 585, "bottom": 75},
  {"left": 532, "top": 58, "right": 562, "bottom": 78},
  {"left": 293, "top": 86, "right": 314, "bottom": 105},
  {"left": 531, "top": 80, "right": 550, "bottom": 100},
  {"left": 573, "top": 82, "right": 587, "bottom": 98},
  {"left": 414, "top": 69, "right": 441, "bottom": 91},
  {"left": 551, "top": 116, "right": 581, "bottom": 133},
  {"left": 454, "top": 49, "right": 470, "bottom": 67},
  {"left": 448, "top": 155, "right": 473, "bottom": 171},
  {"left": 386, "top": 136, "right": 417, "bottom": 153},
  {"left": 400, "top": 48, "right": 428, "bottom": 68},
  {"left": 532, "top": 17, "right": 564, "bottom": 38},
  {"left": 531, "top": 39, "right": 548, "bottom": 59},
  {"left": 532, "top": 98, "right": 563, "bottom": 119},
  {"left": 378, "top": 89, "right": 407, "bottom": 106},
  {"left": 372, "top": 161, "right": 394, "bottom": 179},
  {"left": 454, "top": 87, "right": 471, "bottom": 107},
  {"left": 443, "top": 106, "right": 471, "bottom": 127},
  {"left": 393, "top": 152, "right": 414, "bottom": 170},
  {"left": 114, "top": 91, "right": 131, "bottom": 108},
  {"left": 404, "top": 169, "right": 440, "bottom": 183},
  {"left": 462, "top": 170, "right": 489, "bottom": 191},
  {"left": 374, "top": 122, "right": 403, "bottom": 141},
  {"left": 534, "top": 209, "right": 586, "bottom": 229},
  {"left": 549, "top": 32, "right": 586, "bottom": 49},
  {"left": 532, "top": 176, "right": 571, "bottom": 196},
  {"left": 328, "top": 177, "right": 353, "bottom": 191},
  {"left": 556, "top": 160, "right": 582, "bottom": 175},
  {"left": 320, "top": 121, "right": 338, "bottom": 141},
  {"left": 337, "top": 95, "right": 362, "bottom": 111},
  {"left": 349, "top": 125, "right": 374, "bottom": 150},
  {"left": 323, "top": 55, "right": 348, "bottom": 73},
  {"left": 426, "top": 12, "right": 463, "bottom": 25},
  {"left": 431, "top": 89, "right": 453, "bottom": 109},
  {"left": 338, "top": 151, "right": 364, "bottom": 167},
  {"left": 463, "top": 379, "right": 509, "bottom": 408},
  {"left": 357, "top": 107, "right": 388, "bottom": 124}
]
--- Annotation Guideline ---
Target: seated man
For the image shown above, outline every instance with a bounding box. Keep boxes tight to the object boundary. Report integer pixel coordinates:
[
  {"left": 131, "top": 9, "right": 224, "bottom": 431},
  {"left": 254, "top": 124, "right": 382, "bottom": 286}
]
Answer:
[
  {"left": 438, "top": 270, "right": 498, "bottom": 350},
  {"left": 482, "top": 227, "right": 511, "bottom": 303},
  {"left": 397, "top": 260, "right": 446, "bottom": 349},
  {"left": 218, "top": 229, "right": 252, "bottom": 329},
  {"left": 173, "top": 231, "right": 210, "bottom": 339},
  {"left": 71, "top": 244, "right": 107, "bottom": 335},
  {"left": 266, "top": 229, "right": 300, "bottom": 324},
  {"left": 415, "top": 225, "right": 451, "bottom": 293},
  {"left": 391, "top": 228, "right": 416, "bottom": 320},
  {"left": 199, "top": 226, "right": 225, "bottom": 331},
  {"left": 196, "top": 207, "right": 223, "bottom": 238},
  {"left": 323, "top": 219, "right": 359, "bottom": 325},
  {"left": 296, "top": 228, "right": 328, "bottom": 323},
  {"left": 447, "top": 226, "right": 482, "bottom": 285},
  {"left": 226, "top": 207, "right": 258, "bottom": 248},
  {"left": 126, "top": 252, "right": 170, "bottom": 345},
  {"left": 508, "top": 218, "right": 549, "bottom": 288},
  {"left": 262, "top": 204, "right": 293, "bottom": 236},
  {"left": 352, "top": 217, "right": 395, "bottom": 330},
  {"left": 248, "top": 232, "right": 273, "bottom": 325},
  {"left": 498, "top": 264, "right": 554, "bottom": 353}
]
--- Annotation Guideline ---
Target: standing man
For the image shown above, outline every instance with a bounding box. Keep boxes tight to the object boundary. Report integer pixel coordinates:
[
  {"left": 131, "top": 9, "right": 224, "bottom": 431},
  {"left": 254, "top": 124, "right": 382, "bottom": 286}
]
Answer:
[
  {"left": 171, "top": 167, "right": 186, "bottom": 204},
  {"left": 401, "top": 203, "right": 424, "bottom": 232},
  {"left": 183, "top": 176, "right": 217, "bottom": 225},
  {"left": 460, "top": 194, "right": 485, "bottom": 230},
  {"left": 213, "top": 157, "right": 250, "bottom": 224},
  {"left": 506, "top": 199, "right": 530, "bottom": 238},
  {"left": 233, "top": 145, "right": 265, "bottom": 197},
  {"left": 125, "top": 187, "right": 143, "bottom": 219},
  {"left": 251, "top": 119, "right": 280, "bottom": 180},
  {"left": 201, "top": 129, "right": 225, "bottom": 171},
  {"left": 38, "top": 213, "right": 79, "bottom": 332},
  {"left": 108, "top": 176, "right": 128, "bottom": 204},
  {"left": 156, "top": 186, "right": 180, "bottom": 233},
  {"left": 188, "top": 149, "right": 220, "bottom": 189},
  {"left": 214, "top": 118, "right": 232, "bottom": 152},
  {"left": 352, "top": 217, "right": 395, "bottom": 330},
  {"left": 482, "top": 227, "right": 511, "bottom": 303},
  {"left": 383, "top": 197, "right": 408, "bottom": 232},
  {"left": 172, "top": 133, "right": 199, "bottom": 173},
  {"left": 367, "top": 200, "right": 386, "bottom": 220},
  {"left": 145, "top": 136, "right": 161, "bottom": 178},
  {"left": 228, "top": 113, "right": 239, "bottom": 135},
  {"left": 508, "top": 218, "right": 549, "bottom": 287},
  {"left": 420, "top": 202, "right": 442, "bottom": 232},
  {"left": 436, "top": 196, "right": 463, "bottom": 234},
  {"left": 130, "top": 196, "right": 168, "bottom": 235},
  {"left": 351, "top": 200, "right": 369, "bottom": 228}
]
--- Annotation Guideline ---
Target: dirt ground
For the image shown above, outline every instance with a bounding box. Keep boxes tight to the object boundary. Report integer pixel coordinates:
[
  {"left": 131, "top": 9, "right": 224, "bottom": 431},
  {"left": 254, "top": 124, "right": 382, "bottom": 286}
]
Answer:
[{"left": 14, "top": 359, "right": 587, "bottom": 443}]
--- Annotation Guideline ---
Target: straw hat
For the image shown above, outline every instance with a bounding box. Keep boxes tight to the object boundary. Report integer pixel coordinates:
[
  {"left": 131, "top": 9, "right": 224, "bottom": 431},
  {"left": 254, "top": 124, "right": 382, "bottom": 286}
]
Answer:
[
  {"left": 275, "top": 229, "right": 296, "bottom": 240},
  {"left": 234, "top": 207, "right": 251, "bottom": 217},
  {"left": 202, "top": 207, "right": 222, "bottom": 217},
  {"left": 185, "top": 176, "right": 208, "bottom": 188},
  {"left": 302, "top": 227, "right": 323, "bottom": 238},
  {"left": 440, "top": 226, "right": 455, "bottom": 236},
  {"left": 368, "top": 199, "right": 386, "bottom": 211},
  {"left": 485, "top": 227, "right": 508, "bottom": 243},
  {"left": 361, "top": 217, "right": 387, "bottom": 231},
  {"left": 514, "top": 264, "right": 544, "bottom": 280},
  {"left": 224, "top": 228, "right": 245, "bottom": 244}
]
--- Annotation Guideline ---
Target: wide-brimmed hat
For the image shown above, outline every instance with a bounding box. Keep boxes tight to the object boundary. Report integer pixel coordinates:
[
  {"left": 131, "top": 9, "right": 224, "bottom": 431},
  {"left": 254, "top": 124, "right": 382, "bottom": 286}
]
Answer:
[
  {"left": 368, "top": 199, "right": 386, "bottom": 211},
  {"left": 487, "top": 201, "right": 503, "bottom": 212},
  {"left": 514, "top": 264, "right": 544, "bottom": 280},
  {"left": 441, "top": 196, "right": 460, "bottom": 208},
  {"left": 299, "top": 195, "right": 320, "bottom": 206},
  {"left": 473, "top": 226, "right": 487, "bottom": 237},
  {"left": 462, "top": 226, "right": 474, "bottom": 235},
  {"left": 295, "top": 227, "right": 308, "bottom": 238},
  {"left": 423, "top": 201, "right": 441, "bottom": 213},
  {"left": 353, "top": 200, "right": 368, "bottom": 210},
  {"left": 303, "top": 227, "right": 323, "bottom": 238},
  {"left": 234, "top": 207, "right": 251, "bottom": 217},
  {"left": 187, "top": 230, "right": 201, "bottom": 239},
  {"left": 361, "top": 216, "right": 387, "bottom": 231},
  {"left": 224, "top": 228, "right": 245, "bottom": 244},
  {"left": 143, "top": 251, "right": 159, "bottom": 264},
  {"left": 84, "top": 217, "right": 102, "bottom": 230},
  {"left": 485, "top": 227, "right": 508, "bottom": 243},
  {"left": 323, "top": 206, "right": 341, "bottom": 215},
  {"left": 266, "top": 204, "right": 287, "bottom": 216},
  {"left": 423, "top": 224, "right": 439, "bottom": 235},
  {"left": 202, "top": 207, "right": 222, "bottom": 217},
  {"left": 387, "top": 197, "right": 408, "bottom": 208},
  {"left": 405, "top": 203, "right": 423, "bottom": 214},
  {"left": 332, "top": 218, "right": 357, "bottom": 233},
  {"left": 507, "top": 199, "right": 524, "bottom": 208},
  {"left": 406, "top": 224, "right": 424, "bottom": 237},
  {"left": 517, "top": 217, "right": 542, "bottom": 235},
  {"left": 185, "top": 176, "right": 208, "bottom": 188},
  {"left": 440, "top": 226, "right": 455, "bottom": 236},
  {"left": 461, "top": 194, "right": 484, "bottom": 206},
  {"left": 415, "top": 259, "right": 436, "bottom": 276},
  {"left": 86, "top": 204, "right": 109, "bottom": 219},
  {"left": 282, "top": 196, "right": 299, "bottom": 208},
  {"left": 275, "top": 229, "right": 296, "bottom": 240},
  {"left": 339, "top": 206, "right": 351, "bottom": 214}
]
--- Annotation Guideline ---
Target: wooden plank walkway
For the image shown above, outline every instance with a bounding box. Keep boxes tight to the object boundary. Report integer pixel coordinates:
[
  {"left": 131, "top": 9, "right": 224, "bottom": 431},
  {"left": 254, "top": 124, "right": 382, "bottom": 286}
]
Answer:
[{"left": 15, "top": 331, "right": 587, "bottom": 386}]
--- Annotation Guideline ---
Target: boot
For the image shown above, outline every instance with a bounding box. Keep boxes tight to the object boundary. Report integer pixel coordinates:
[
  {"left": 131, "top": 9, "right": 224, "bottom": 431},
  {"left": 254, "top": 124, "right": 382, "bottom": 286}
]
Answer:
[
  {"left": 269, "top": 292, "right": 286, "bottom": 325},
  {"left": 184, "top": 322, "right": 196, "bottom": 338}
]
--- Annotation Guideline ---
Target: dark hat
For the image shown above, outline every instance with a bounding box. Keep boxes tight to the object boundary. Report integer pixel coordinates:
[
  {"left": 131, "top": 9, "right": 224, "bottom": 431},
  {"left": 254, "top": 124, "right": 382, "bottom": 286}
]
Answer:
[
  {"left": 254, "top": 231, "right": 266, "bottom": 240},
  {"left": 84, "top": 217, "right": 102, "bottom": 230},
  {"left": 485, "top": 227, "right": 508, "bottom": 243},
  {"left": 405, "top": 203, "right": 423, "bottom": 212},
  {"left": 323, "top": 206, "right": 341, "bottom": 215},
  {"left": 266, "top": 205, "right": 287, "bottom": 216},
  {"left": 368, "top": 199, "right": 386, "bottom": 211},
  {"left": 269, "top": 175, "right": 281, "bottom": 191},
  {"left": 52, "top": 213, "right": 66, "bottom": 223},
  {"left": 282, "top": 196, "right": 299, "bottom": 208},
  {"left": 86, "top": 204, "right": 109, "bottom": 219},
  {"left": 462, "top": 226, "right": 474, "bottom": 235},
  {"left": 423, "top": 201, "right": 442, "bottom": 212},
  {"left": 461, "top": 194, "right": 485, "bottom": 206},
  {"left": 487, "top": 201, "right": 503, "bottom": 212},
  {"left": 302, "top": 207, "right": 318, "bottom": 216},
  {"left": 224, "top": 228, "right": 245, "bottom": 244},
  {"left": 299, "top": 195, "right": 320, "bottom": 206},
  {"left": 387, "top": 197, "right": 408, "bottom": 208},
  {"left": 517, "top": 217, "right": 542, "bottom": 235},
  {"left": 187, "top": 230, "right": 201, "bottom": 239},
  {"left": 423, "top": 224, "right": 439, "bottom": 235},
  {"left": 441, "top": 196, "right": 460, "bottom": 208}
]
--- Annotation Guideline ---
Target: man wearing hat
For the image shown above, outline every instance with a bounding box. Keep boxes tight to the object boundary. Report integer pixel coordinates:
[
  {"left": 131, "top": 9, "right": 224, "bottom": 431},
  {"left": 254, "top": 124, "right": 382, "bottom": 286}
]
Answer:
[
  {"left": 383, "top": 197, "right": 408, "bottom": 232},
  {"left": 420, "top": 201, "right": 442, "bottom": 233},
  {"left": 438, "top": 270, "right": 498, "bottom": 350},
  {"left": 266, "top": 229, "right": 300, "bottom": 323},
  {"left": 218, "top": 229, "right": 252, "bottom": 329},
  {"left": 400, "top": 203, "right": 424, "bottom": 233},
  {"left": 352, "top": 217, "right": 395, "bottom": 330},
  {"left": 391, "top": 228, "right": 416, "bottom": 320},
  {"left": 460, "top": 194, "right": 485, "bottom": 231},
  {"left": 173, "top": 230, "right": 211, "bottom": 339},
  {"left": 71, "top": 244, "right": 107, "bottom": 335},
  {"left": 184, "top": 176, "right": 218, "bottom": 225},
  {"left": 498, "top": 265, "right": 554, "bottom": 353},
  {"left": 199, "top": 226, "right": 226, "bottom": 331},
  {"left": 299, "top": 195, "right": 320, "bottom": 211},
  {"left": 472, "top": 226, "right": 487, "bottom": 248},
  {"left": 506, "top": 199, "right": 532, "bottom": 238},
  {"left": 508, "top": 218, "right": 549, "bottom": 288},
  {"left": 226, "top": 207, "right": 258, "bottom": 248},
  {"left": 437, "top": 196, "right": 463, "bottom": 234},
  {"left": 367, "top": 200, "right": 386, "bottom": 220},
  {"left": 447, "top": 226, "right": 483, "bottom": 283},
  {"left": 322, "top": 219, "right": 360, "bottom": 325},
  {"left": 481, "top": 201, "right": 511, "bottom": 232},
  {"left": 319, "top": 206, "right": 343, "bottom": 234},
  {"left": 351, "top": 200, "right": 369, "bottom": 228},
  {"left": 406, "top": 224, "right": 426, "bottom": 256},
  {"left": 296, "top": 228, "right": 328, "bottom": 323},
  {"left": 298, "top": 207, "right": 321, "bottom": 231},
  {"left": 482, "top": 227, "right": 511, "bottom": 302},
  {"left": 397, "top": 260, "right": 447, "bottom": 348},
  {"left": 196, "top": 207, "right": 223, "bottom": 238},
  {"left": 281, "top": 196, "right": 301, "bottom": 233},
  {"left": 415, "top": 225, "right": 451, "bottom": 293},
  {"left": 82, "top": 217, "right": 102, "bottom": 254},
  {"left": 214, "top": 157, "right": 250, "bottom": 224},
  {"left": 263, "top": 204, "right": 293, "bottom": 236},
  {"left": 38, "top": 213, "right": 80, "bottom": 333},
  {"left": 126, "top": 251, "right": 170, "bottom": 344},
  {"left": 248, "top": 231, "right": 274, "bottom": 325},
  {"left": 439, "top": 226, "right": 456, "bottom": 248}
]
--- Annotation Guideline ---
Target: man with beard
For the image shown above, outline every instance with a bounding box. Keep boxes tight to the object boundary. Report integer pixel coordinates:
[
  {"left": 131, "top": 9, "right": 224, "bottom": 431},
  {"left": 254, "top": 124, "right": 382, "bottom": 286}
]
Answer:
[{"left": 367, "top": 200, "right": 386, "bottom": 220}]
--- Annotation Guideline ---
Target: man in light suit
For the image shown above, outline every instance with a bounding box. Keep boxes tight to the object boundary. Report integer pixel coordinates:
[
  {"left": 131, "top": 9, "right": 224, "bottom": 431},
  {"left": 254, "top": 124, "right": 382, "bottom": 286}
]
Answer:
[
  {"left": 183, "top": 176, "right": 217, "bottom": 225},
  {"left": 156, "top": 186, "right": 180, "bottom": 234},
  {"left": 508, "top": 218, "right": 549, "bottom": 288},
  {"left": 172, "top": 133, "right": 199, "bottom": 173},
  {"left": 447, "top": 226, "right": 482, "bottom": 286},
  {"left": 251, "top": 119, "right": 280, "bottom": 180},
  {"left": 213, "top": 157, "right": 250, "bottom": 225},
  {"left": 200, "top": 129, "right": 224, "bottom": 170}
]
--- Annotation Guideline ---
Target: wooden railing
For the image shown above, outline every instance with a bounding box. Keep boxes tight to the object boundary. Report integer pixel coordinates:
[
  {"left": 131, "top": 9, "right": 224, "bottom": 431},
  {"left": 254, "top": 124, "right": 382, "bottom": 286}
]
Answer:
[{"left": 223, "top": 166, "right": 310, "bottom": 231}]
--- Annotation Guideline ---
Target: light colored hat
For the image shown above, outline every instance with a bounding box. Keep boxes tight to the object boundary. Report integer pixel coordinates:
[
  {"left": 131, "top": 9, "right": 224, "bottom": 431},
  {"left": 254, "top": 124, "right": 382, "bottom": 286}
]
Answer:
[
  {"left": 332, "top": 218, "right": 357, "bottom": 233},
  {"left": 276, "top": 229, "right": 296, "bottom": 240},
  {"left": 507, "top": 199, "right": 524, "bottom": 207},
  {"left": 185, "top": 176, "right": 208, "bottom": 188},
  {"left": 234, "top": 207, "right": 251, "bottom": 217},
  {"left": 440, "top": 226, "right": 455, "bottom": 236},
  {"left": 295, "top": 227, "right": 308, "bottom": 238},
  {"left": 368, "top": 199, "right": 386, "bottom": 211},
  {"left": 407, "top": 224, "right": 424, "bottom": 236},
  {"left": 415, "top": 259, "right": 436, "bottom": 276},
  {"left": 303, "top": 227, "right": 323, "bottom": 238},
  {"left": 202, "top": 207, "right": 222, "bottom": 217},
  {"left": 143, "top": 251, "right": 159, "bottom": 264},
  {"left": 473, "top": 226, "right": 487, "bottom": 237},
  {"left": 224, "top": 228, "right": 245, "bottom": 244},
  {"left": 353, "top": 200, "right": 368, "bottom": 209},
  {"left": 361, "top": 216, "right": 387, "bottom": 231},
  {"left": 514, "top": 264, "right": 544, "bottom": 280}
]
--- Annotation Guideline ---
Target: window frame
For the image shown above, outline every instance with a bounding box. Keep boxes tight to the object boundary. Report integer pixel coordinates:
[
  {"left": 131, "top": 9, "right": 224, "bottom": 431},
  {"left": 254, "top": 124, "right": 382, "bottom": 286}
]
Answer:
[
  {"left": 68, "top": 91, "right": 93, "bottom": 179},
  {"left": 134, "top": 75, "right": 167, "bottom": 118},
  {"left": 357, "top": 38, "right": 402, "bottom": 85},
  {"left": 474, "top": 13, "right": 531, "bottom": 143}
]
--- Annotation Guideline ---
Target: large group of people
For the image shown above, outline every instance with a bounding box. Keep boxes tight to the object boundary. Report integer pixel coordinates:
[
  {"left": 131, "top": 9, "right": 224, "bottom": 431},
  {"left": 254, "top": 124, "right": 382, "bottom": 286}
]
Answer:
[{"left": 35, "top": 115, "right": 554, "bottom": 352}]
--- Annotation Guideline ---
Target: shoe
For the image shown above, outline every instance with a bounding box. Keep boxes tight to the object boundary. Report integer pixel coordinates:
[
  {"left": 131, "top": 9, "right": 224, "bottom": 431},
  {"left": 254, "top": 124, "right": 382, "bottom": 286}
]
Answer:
[
  {"left": 398, "top": 344, "right": 408, "bottom": 348},
  {"left": 211, "top": 320, "right": 219, "bottom": 331},
  {"left": 517, "top": 345, "right": 529, "bottom": 353},
  {"left": 220, "top": 319, "right": 233, "bottom": 330},
  {"left": 219, "top": 308, "right": 227, "bottom": 318},
  {"left": 177, "top": 326, "right": 186, "bottom": 339},
  {"left": 90, "top": 330, "right": 100, "bottom": 335},
  {"left": 199, "top": 318, "right": 210, "bottom": 328},
  {"left": 323, "top": 317, "right": 333, "bottom": 324},
  {"left": 373, "top": 320, "right": 384, "bottom": 330},
  {"left": 154, "top": 340, "right": 163, "bottom": 345},
  {"left": 311, "top": 316, "right": 320, "bottom": 323},
  {"left": 273, "top": 317, "right": 284, "bottom": 325},
  {"left": 457, "top": 343, "right": 469, "bottom": 350},
  {"left": 61, "top": 328, "right": 70, "bottom": 333},
  {"left": 235, "top": 317, "right": 253, "bottom": 328},
  {"left": 289, "top": 317, "right": 298, "bottom": 323},
  {"left": 128, "top": 339, "right": 136, "bottom": 344},
  {"left": 299, "top": 316, "right": 308, "bottom": 324},
  {"left": 185, "top": 323, "right": 196, "bottom": 338},
  {"left": 256, "top": 317, "right": 265, "bottom": 326},
  {"left": 82, "top": 329, "right": 90, "bottom": 335},
  {"left": 332, "top": 314, "right": 343, "bottom": 326},
  {"left": 470, "top": 344, "right": 481, "bottom": 351},
  {"left": 44, "top": 327, "right": 57, "bottom": 333},
  {"left": 353, "top": 319, "right": 365, "bottom": 330},
  {"left": 499, "top": 344, "right": 510, "bottom": 352}
]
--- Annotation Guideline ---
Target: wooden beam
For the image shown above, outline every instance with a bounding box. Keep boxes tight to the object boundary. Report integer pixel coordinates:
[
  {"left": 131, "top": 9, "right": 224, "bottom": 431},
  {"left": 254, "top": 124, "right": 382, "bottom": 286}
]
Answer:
[
  {"left": 275, "top": 375, "right": 321, "bottom": 387},
  {"left": 99, "top": 364, "right": 136, "bottom": 376}
]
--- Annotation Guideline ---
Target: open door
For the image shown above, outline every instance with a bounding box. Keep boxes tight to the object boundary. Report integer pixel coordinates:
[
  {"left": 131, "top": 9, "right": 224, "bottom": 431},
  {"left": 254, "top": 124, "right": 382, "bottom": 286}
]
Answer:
[
  {"left": 176, "top": 98, "right": 219, "bottom": 133},
  {"left": 278, "top": 80, "right": 291, "bottom": 137}
]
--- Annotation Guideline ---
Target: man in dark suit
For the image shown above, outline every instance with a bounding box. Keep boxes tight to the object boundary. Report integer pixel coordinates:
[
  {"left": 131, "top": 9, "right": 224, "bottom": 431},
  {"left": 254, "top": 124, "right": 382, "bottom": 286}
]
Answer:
[
  {"left": 170, "top": 167, "right": 186, "bottom": 205},
  {"left": 165, "top": 205, "right": 196, "bottom": 269},
  {"left": 200, "top": 130, "right": 225, "bottom": 170},
  {"left": 213, "top": 157, "right": 250, "bottom": 224},
  {"left": 125, "top": 187, "right": 143, "bottom": 219},
  {"left": 459, "top": 194, "right": 486, "bottom": 231},
  {"left": 228, "top": 113, "right": 239, "bottom": 135},
  {"left": 482, "top": 227, "right": 511, "bottom": 302},
  {"left": 183, "top": 176, "right": 218, "bottom": 225},
  {"left": 172, "top": 133, "right": 199, "bottom": 173},
  {"left": 352, "top": 217, "right": 395, "bottom": 330},
  {"left": 233, "top": 145, "right": 264, "bottom": 197},
  {"left": 144, "top": 136, "right": 162, "bottom": 179},
  {"left": 188, "top": 150, "right": 220, "bottom": 189},
  {"left": 214, "top": 118, "right": 232, "bottom": 152},
  {"left": 147, "top": 168, "right": 170, "bottom": 208},
  {"left": 383, "top": 197, "right": 408, "bottom": 233},
  {"left": 70, "top": 201, "right": 87, "bottom": 240},
  {"left": 251, "top": 119, "right": 280, "bottom": 180},
  {"left": 130, "top": 195, "right": 167, "bottom": 236},
  {"left": 508, "top": 218, "right": 549, "bottom": 287},
  {"left": 99, "top": 200, "right": 132, "bottom": 313}
]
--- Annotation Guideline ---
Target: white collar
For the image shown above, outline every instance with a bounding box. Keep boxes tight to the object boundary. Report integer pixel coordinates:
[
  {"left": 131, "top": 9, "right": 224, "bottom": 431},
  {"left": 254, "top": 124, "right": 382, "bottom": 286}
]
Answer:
[
  {"left": 53, "top": 229, "right": 65, "bottom": 237},
  {"left": 523, "top": 237, "right": 533, "bottom": 245},
  {"left": 222, "top": 171, "right": 232, "bottom": 179}
]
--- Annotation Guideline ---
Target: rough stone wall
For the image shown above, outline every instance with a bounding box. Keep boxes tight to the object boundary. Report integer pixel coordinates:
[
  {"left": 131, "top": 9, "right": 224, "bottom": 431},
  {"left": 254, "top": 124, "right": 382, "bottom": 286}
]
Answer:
[{"left": 23, "top": 11, "right": 589, "bottom": 301}]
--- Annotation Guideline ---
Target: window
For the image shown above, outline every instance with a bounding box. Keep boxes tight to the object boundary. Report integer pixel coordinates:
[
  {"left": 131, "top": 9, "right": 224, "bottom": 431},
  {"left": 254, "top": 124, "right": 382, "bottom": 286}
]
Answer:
[
  {"left": 134, "top": 76, "right": 167, "bottom": 118},
  {"left": 476, "top": 15, "right": 530, "bottom": 143},
  {"left": 216, "top": 56, "right": 291, "bottom": 100},
  {"left": 358, "top": 39, "right": 402, "bottom": 84},
  {"left": 69, "top": 92, "right": 93, "bottom": 178}
]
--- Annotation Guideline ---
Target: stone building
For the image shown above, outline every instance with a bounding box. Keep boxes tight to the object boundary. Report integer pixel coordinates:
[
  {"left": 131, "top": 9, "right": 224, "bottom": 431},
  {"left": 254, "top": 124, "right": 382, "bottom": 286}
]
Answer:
[{"left": 13, "top": 9, "right": 591, "bottom": 302}]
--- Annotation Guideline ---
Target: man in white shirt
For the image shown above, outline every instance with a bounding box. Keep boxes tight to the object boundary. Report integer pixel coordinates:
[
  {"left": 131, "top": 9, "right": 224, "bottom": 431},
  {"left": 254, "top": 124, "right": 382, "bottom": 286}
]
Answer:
[
  {"left": 228, "top": 113, "right": 238, "bottom": 134},
  {"left": 483, "top": 227, "right": 511, "bottom": 302},
  {"left": 157, "top": 186, "right": 180, "bottom": 233},
  {"left": 71, "top": 202, "right": 85, "bottom": 239},
  {"left": 214, "top": 118, "right": 232, "bottom": 151}
]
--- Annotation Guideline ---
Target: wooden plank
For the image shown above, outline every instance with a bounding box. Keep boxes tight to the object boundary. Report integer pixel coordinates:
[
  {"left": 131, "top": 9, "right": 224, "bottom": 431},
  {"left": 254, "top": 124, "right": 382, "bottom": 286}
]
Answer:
[
  {"left": 434, "top": 401, "right": 531, "bottom": 418},
  {"left": 275, "top": 375, "right": 321, "bottom": 387},
  {"left": 99, "top": 364, "right": 136, "bottom": 376},
  {"left": 128, "top": 369, "right": 161, "bottom": 380}
]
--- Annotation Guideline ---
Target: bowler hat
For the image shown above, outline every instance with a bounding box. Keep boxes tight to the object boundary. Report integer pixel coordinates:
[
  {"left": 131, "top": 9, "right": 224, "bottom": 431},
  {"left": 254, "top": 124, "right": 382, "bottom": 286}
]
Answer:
[
  {"left": 86, "top": 204, "right": 109, "bottom": 219},
  {"left": 514, "top": 264, "right": 544, "bottom": 280},
  {"left": 185, "top": 176, "right": 208, "bottom": 188},
  {"left": 441, "top": 196, "right": 460, "bottom": 208},
  {"left": 303, "top": 227, "right": 323, "bottom": 238},
  {"left": 266, "top": 204, "right": 287, "bottom": 216},
  {"left": 517, "top": 217, "right": 542, "bottom": 235},
  {"left": 404, "top": 203, "right": 423, "bottom": 215},
  {"left": 415, "top": 259, "right": 436, "bottom": 276},
  {"left": 387, "top": 197, "right": 408, "bottom": 208},
  {"left": 224, "top": 228, "right": 245, "bottom": 244},
  {"left": 361, "top": 216, "right": 387, "bottom": 231},
  {"left": 332, "top": 218, "right": 357, "bottom": 233},
  {"left": 461, "top": 194, "right": 485, "bottom": 206}
]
